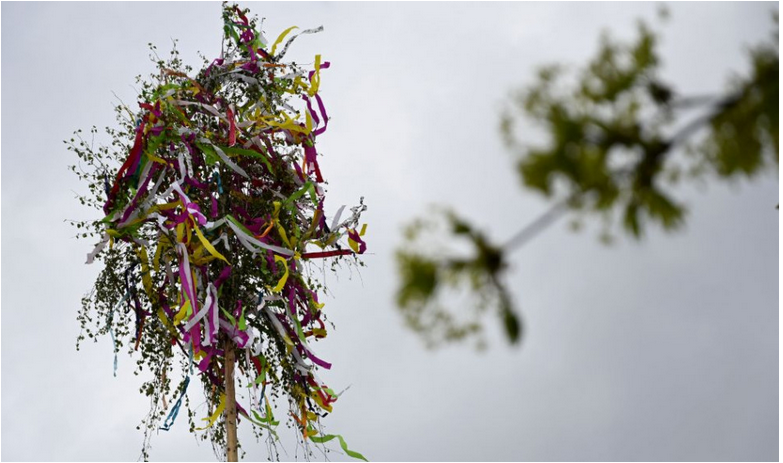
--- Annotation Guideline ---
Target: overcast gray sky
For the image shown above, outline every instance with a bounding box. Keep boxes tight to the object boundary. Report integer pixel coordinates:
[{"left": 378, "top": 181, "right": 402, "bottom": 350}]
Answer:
[{"left": 2, "top": 2, "right": 778, "bottom": 462}]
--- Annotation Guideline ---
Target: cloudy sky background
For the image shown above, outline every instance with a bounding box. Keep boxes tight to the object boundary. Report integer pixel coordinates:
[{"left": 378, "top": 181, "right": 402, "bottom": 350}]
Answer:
[{"left": 2, "top": 2, "right": 779, "bottom": 461}]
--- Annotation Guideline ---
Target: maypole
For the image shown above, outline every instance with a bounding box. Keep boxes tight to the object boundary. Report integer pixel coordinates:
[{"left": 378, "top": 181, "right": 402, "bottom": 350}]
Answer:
[{"left": 71, "top": 3, "right": 369, "bottom": 461}]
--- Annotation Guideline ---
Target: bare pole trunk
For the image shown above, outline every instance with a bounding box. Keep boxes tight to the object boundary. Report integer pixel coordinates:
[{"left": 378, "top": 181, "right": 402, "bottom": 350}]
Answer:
[
  {"left": 219, "top": 165, "right": 238, "bottom": 462},
  {"left": 224, "top": 336, "right": 238, "bottom": 462}
]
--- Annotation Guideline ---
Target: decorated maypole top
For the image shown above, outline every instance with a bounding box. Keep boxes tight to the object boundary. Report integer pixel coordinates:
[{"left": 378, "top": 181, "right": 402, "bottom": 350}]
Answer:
[{"left": 71, "top": 3, "right": 368, "bottom": 460}]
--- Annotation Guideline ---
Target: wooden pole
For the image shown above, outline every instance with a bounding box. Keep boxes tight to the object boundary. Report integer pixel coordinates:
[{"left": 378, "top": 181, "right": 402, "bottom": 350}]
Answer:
[{"left": 224, "top": 336, "right": 238, "bottom": 462}]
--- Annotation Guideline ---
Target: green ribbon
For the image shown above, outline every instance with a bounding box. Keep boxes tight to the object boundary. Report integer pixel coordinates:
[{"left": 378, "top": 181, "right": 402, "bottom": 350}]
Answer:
[
  {"left": 220, "top": 145, "right": 274, "bottom": 173},
  {"left": 308, "top": 429, "right": 368, "bottom": 462}
]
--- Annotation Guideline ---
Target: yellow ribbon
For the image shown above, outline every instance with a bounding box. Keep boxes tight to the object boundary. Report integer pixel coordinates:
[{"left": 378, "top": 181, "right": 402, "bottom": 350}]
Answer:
[
  {"left": 271, "top": 26, "right": 298, "bottom": 56},
  {"left": 305, "top": 109, "right": 313, "bottom": 134},
  {"left": 175, "top": 222, "right": 185, "bottom": 244},
  {"left": 310, "top": 388, "right": 333, "bottom": 413},
  {"left": 307, "top": 54, "right": 322, "bottom": 97},
  {"left": 270, "top": 202, "right": 293, "bottom": 249},
  {"left": 173, "top": 300, "right": 191, "bottom": 326},
  {"left": 135, "top": 247, "right": 178, "bottom": 337},
  {"left": 270, "top": 255, "right": 289, "bottom": 292},
  {"left": 145, "top": 150, "right": 168, "bottom": 165},
  {"left": 347, "top": 224, "right": 367, "bottom": 253},
  {"left": 136, "top": 248, "right": 155, "bottom": 301},
  {"left": 284, "top": 75, "right": 310, "bottom": 95},
  {"left": 192, "top": 222, "right": 229, "bottom": 263},
  {"left": 264, "top": 112, "right": 309, "bottom": 134},
  {"left": 152, "top": 238, "right": 165, "bottom": 273},
  {"left": 195, "top": 393, "right": 226, "bottom": 430},
  {"left": 189, "top": 242, "right": 216, "bottom": 266}
]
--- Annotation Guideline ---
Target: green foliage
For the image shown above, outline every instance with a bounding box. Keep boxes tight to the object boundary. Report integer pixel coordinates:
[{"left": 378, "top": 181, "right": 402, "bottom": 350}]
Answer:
[
  {"left": 699, "top": 38, "right": 779, "bottom": 177},
  {"left": 504, "top": 16, "right": 778, "bottom": 239},
  {"left": 397, "top": 209, "right": 519, "bottom": 348},
  {"left": 396, "top": 13, "right": 778, "bottom": 347},
  {"left": 505, "top": 21, "right": 676, "bottom": 238}
]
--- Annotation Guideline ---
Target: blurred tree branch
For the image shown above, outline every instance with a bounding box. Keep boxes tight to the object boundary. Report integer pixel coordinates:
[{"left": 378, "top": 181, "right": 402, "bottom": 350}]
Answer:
[{"left": 396, "top": 12, "right": 778, "bottom": 348}]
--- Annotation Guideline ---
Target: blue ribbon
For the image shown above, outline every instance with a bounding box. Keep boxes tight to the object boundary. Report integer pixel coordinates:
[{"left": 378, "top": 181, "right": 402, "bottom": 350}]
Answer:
[
  {"left": 160, "top": 377, "right": 190, "bottom": 431},
  {"left": 212, "top": 171, "right": 224, "bottom": 194},
  {"left": 106, "top": 291, "right": 130, "bottom": 377}
]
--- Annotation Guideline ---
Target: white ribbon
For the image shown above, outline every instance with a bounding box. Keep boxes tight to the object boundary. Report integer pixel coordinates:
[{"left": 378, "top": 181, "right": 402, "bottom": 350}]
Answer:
[{"left": 86, "top": 233, "right": 110, "bottom": 264}]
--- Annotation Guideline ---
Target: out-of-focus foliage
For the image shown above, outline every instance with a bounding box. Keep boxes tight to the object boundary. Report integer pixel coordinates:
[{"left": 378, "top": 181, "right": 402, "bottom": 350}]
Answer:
[
  {"left": 396, "top": 12, "right": 778, "bottom": 348},
  {"left": 503, "top": 16, "right": 778, "bottom": 239},
  {"left": 397, "top": 210, "right": 517, "bottom": 349}
]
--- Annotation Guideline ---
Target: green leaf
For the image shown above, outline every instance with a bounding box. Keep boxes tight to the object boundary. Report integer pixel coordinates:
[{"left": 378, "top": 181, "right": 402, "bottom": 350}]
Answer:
[{"left": 502, "top": 307, "right": 520, "bottom": 344}]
